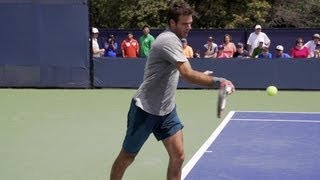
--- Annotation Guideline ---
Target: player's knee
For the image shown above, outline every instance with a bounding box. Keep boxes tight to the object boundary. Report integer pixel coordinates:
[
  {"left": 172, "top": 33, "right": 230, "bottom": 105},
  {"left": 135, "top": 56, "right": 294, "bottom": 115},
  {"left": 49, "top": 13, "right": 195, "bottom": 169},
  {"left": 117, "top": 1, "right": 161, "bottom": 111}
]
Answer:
[
  {"left": 119, "top": 149, "right": 137, "bottom": 163},
  {"left": 171, "top": 151, "right": 185, "bottom": 164},
  {"left": 179, "top": 152, "right": 185, "bottom": 163}
]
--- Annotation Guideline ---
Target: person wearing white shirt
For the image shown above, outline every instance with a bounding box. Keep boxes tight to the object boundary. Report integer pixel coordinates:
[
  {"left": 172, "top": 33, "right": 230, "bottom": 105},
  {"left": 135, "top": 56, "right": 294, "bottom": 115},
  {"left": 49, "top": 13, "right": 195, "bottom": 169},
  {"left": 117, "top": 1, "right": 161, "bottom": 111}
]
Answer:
[
  {"left": 91, "top": 27, "right": 105, "bottom": 57},
  {"left": 246, "top": 24, "right": 271, "bottom": 56},
  {"left": 303, "top": 33, "right": 320, "bottom": 58},
  {"left": 203, "top": 36, "right": 218, "bottom": 58}
]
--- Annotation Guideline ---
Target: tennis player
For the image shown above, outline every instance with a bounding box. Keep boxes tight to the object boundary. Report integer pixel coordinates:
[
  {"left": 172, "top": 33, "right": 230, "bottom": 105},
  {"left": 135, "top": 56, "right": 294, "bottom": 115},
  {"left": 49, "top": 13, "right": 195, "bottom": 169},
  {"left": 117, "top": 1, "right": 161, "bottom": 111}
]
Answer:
[{"left": 110, "top": 1, "right": 235, "bottom": 180}]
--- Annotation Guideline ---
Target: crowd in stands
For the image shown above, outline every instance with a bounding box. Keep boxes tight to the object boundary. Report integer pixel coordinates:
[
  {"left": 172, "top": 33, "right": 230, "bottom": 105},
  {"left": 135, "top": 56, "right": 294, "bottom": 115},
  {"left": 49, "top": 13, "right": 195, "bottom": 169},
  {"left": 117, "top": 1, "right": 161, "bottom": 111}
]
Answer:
[{"left": 91, "top": 25, "right": 320, "bottom": 59}]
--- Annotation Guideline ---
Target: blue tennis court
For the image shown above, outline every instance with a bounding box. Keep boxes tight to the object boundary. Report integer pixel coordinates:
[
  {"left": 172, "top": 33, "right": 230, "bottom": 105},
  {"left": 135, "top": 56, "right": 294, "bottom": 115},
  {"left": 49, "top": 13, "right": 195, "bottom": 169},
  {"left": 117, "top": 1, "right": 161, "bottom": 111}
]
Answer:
[{"left": 182, "top": 111, "right": 320, "bottom": 180}]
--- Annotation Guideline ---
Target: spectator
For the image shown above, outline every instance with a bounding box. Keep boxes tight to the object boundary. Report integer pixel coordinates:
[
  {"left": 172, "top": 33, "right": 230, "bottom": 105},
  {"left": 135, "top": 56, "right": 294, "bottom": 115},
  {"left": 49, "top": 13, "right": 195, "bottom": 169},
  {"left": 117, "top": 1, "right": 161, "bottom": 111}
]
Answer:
[
  {"left": 193, "top": 49, "right": 201, "bottom": 58},
  {"left": 233, "top": 42, "right": 250, "bottom": 58},
  {"left": 291, "top": 37, "right": 309, "bottom": 58},
  {"left": 121, "top": 32, "right": 139, "bottom": 58},
  {"left": 216, "top": 45, "right": 230, "bottom": 58},
  {"left": 181, "top": 38, "right": 194, "bottom": 58},
  {"left": 204, "top": 36, "right": 218, "bottom": 58},
  {"left": 252, "top": 40, "right": 265, "bottom": 58},
  {"left": 104, "top": 34, "right": 118, "bottom": 57},
  {"left": 222, "top": 34, "right": 236, "bottom": 58},
  {"left": 314, "top": 44, "right": 320, "bottom": 59},
  {"left": 257, "top": 46, "right": 272, "bottom": 59},
  {"left": 247, "top": 24, "right": 271, "bottom": 56},
  {"left": 274, "top": 45, "right": 290, "bottom": 58},
  {"left": 139, "top": 25, "right": 155, "bottom": 57},
  {"left": 303, "top": 33, "right": 320, "bottom": 58},
  {"left": 91, "top": 27, "right": 105, "bottom": 57}
]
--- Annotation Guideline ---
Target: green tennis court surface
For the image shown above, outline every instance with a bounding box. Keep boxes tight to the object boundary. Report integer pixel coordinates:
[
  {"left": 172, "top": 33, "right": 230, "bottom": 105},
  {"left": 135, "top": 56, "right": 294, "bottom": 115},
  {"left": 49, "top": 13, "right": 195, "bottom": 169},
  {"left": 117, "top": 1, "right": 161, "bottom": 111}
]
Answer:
[{"left": 0, "top": 89, "right": 319, "bottom": 180}]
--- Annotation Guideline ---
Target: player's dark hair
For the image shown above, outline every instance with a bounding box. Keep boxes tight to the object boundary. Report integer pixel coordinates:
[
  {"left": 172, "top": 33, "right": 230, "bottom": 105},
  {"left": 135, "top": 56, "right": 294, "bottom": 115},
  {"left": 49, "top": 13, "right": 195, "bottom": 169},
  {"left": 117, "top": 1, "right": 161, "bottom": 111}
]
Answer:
[{"left": 167, "top": 1, "right": 195, "bottom": 24}]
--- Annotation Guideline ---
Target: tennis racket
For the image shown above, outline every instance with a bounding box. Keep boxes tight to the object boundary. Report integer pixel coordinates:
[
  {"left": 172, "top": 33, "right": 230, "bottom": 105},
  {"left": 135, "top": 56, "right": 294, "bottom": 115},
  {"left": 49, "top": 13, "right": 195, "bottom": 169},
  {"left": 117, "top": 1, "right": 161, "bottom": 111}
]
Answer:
[{"left": 217, "top": 85, "right": 232, "bottom": 118}]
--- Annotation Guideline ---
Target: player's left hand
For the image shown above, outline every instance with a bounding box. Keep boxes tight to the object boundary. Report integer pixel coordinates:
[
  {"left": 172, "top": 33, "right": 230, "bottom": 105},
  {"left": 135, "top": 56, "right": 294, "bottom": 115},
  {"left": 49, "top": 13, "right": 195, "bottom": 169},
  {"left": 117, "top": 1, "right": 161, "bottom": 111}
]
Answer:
[{"left": 203, "top": 70, "right": 213, "bottom": 75}]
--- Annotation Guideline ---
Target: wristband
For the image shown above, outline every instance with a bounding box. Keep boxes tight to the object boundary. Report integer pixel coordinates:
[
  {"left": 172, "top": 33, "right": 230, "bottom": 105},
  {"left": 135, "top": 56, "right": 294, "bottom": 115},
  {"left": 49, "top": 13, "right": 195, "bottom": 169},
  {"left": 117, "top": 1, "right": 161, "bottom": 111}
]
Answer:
[{"left": 212, "top": 77, "right": 226, "bottom": 83}]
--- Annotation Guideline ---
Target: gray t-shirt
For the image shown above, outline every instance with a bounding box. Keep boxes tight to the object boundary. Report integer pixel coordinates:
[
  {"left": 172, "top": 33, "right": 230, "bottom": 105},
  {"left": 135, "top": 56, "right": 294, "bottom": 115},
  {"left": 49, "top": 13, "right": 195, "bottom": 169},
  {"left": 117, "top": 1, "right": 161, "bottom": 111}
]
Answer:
[{"left": 133, "top": 29, "right": 188, "bottom": 116}]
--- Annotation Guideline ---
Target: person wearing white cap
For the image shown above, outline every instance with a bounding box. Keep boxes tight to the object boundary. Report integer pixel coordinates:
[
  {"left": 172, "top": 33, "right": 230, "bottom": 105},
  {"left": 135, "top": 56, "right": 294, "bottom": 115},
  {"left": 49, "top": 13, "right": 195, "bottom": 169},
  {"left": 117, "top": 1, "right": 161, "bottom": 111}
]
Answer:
[
  {"left": 274, "top": 45, "right": 290, "bottom": 58},
  {"left": 303, "top": 33, "right": 320, "bottom": 58},
  {"left": 91, "top": 27, "right": 105, "bottom": 57},
  {"left": 246, "top": 24, "right": 271, "bottom": 56}
]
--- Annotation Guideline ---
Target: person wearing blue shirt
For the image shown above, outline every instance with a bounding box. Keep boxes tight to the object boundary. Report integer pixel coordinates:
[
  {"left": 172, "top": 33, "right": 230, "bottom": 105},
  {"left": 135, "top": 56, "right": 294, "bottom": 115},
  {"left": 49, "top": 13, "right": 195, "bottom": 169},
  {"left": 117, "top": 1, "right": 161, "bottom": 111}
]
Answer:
[
  {"left": 104, "top": 35, "right": 118, "bottom": 57},
  {"left": 274, "top": 45, "right": 291, "bottom": 58},
  {"left": 257, "top": 46, "right": 272, "bottom": 58}
]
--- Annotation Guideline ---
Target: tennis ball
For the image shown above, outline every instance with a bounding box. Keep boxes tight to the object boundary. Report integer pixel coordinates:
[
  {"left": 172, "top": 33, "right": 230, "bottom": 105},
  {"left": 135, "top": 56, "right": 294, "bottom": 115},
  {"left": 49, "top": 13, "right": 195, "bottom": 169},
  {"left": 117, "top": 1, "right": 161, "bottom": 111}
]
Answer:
[{"left": 266, "top": 86, "right": 278, "bottom": 96}]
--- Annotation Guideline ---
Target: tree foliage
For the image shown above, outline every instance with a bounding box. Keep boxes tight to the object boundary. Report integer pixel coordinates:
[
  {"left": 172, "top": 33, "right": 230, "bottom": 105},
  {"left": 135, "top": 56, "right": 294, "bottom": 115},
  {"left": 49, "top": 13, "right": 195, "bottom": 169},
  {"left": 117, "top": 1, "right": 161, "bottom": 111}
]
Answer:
[
  {"left": 90, "top": 0, "right": 168, "bottom": 29},
  {"left": 268, "top": 0, "right": 320, "bottom": 28},
  {"left": 90, "top": 0, "right": 320, "bottom": 29},
  {"left": 186, "top": 0, "right": 271, "bottom": 28}
]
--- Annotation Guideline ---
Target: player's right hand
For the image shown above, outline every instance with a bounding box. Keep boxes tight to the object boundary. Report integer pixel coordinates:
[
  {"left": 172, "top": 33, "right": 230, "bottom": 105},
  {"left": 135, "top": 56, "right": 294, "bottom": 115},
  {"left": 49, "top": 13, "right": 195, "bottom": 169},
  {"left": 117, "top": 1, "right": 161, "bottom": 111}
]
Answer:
[{"left": 220, "top": 80, "right": 235, "bottom": 94}]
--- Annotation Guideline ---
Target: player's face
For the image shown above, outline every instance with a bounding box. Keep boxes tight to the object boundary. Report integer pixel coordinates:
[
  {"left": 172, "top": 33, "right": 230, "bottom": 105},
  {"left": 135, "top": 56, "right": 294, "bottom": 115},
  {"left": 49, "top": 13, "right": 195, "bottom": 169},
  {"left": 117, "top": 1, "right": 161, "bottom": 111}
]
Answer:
[{"left": 170, "top": 15, "right": 192, "bottom": 38}]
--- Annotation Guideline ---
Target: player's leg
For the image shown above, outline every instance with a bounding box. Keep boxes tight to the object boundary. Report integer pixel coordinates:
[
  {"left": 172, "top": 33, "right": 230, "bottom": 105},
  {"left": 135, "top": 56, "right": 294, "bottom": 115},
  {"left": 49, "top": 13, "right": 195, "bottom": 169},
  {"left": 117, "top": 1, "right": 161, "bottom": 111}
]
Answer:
[
  {"left": 162, "top": 130, "right": 185, "bottom": 180},
  {"left": 110, "top": 99, "right": 153, "bottom": 180},
  {"left": 153, "top": 107, "right": 184, "bottom": 180},
  {"left": 110, "top": 149, "right": 137, "bottom": 180}
]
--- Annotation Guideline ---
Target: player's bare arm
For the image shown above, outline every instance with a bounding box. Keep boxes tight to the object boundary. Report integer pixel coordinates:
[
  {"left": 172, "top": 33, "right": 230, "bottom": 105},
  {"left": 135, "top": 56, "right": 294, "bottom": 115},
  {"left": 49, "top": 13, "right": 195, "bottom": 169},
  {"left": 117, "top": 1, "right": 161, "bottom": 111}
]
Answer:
[{"left": 177, "top": 60, "right": 235, "bottom": 91}]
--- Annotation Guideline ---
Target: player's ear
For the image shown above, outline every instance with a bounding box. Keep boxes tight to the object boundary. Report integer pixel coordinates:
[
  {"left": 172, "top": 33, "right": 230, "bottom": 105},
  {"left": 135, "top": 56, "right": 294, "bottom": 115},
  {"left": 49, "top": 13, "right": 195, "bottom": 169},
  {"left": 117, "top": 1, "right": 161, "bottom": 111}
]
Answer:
[{"left": 169, "top": 19, "right": 176, "bottom": 28}]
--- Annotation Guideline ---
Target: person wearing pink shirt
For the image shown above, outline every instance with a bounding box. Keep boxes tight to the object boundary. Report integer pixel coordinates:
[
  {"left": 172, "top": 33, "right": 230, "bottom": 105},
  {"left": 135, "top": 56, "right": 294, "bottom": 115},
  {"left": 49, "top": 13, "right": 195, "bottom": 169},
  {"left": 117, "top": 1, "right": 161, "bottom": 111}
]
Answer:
[
  {"left": 291, "top": 38, "right": 309, "bottom": 58},
  {"left": 217, "top": 45, "right": 230, "bottom": 58},
  {"left": 222, "top": 34, "right": 236, "bottom": 58}
]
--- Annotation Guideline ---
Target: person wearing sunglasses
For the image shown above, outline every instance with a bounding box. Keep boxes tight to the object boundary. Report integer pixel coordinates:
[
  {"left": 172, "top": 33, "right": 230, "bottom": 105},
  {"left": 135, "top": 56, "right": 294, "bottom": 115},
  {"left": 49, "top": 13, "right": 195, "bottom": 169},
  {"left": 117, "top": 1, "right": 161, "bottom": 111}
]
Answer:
[{"left": 291, "top": 37, "right": 309, "bottom": 58}]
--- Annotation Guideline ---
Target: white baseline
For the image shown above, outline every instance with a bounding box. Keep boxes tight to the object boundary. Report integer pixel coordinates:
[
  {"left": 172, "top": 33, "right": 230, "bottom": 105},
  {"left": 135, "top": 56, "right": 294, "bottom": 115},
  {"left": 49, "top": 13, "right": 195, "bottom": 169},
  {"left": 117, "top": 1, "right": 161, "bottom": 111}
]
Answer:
[
  {"left": 232, "top": 119, "right": 320, "bottom": 123},
  {"left": 181, "top": 111, "right": 235, "bottom": 180}
]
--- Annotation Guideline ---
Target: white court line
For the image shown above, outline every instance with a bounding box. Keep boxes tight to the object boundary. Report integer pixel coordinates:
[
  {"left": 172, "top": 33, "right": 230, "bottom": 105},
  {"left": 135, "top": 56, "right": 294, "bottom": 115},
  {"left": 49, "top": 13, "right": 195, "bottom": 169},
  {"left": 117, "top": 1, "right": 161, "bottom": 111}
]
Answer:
[
  {"left": 232, "top": 119, "right": 320, "bottom": 123},
  {"left": 181, "top": 111, "right": 320, "bottom": 179},
  {"left": 234, "top": 110, "right": 320, "bottom": 114},
  {"left": 181, "top": 111, "right": 235, "bottom": 180}
]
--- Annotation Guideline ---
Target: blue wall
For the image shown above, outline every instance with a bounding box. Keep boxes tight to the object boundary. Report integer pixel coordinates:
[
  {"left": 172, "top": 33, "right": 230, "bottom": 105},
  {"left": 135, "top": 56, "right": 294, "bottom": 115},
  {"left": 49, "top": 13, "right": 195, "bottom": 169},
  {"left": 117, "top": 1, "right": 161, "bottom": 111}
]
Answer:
[
  {"left": 94, "top": 57, "right": 320, "bottom": 90},
  {"left": 0, "top": 0, "right": 90, "bottom": 87}
]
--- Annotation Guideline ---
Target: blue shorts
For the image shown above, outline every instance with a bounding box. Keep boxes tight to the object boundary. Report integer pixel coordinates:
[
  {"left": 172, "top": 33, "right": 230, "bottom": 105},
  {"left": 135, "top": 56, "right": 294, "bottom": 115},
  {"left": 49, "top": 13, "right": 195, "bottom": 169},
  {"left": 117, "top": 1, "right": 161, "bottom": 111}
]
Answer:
[{"left": 122, "top": 99, "right": 184, "bottom": 154}]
